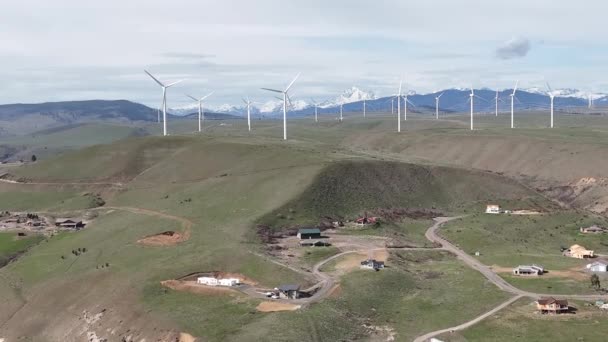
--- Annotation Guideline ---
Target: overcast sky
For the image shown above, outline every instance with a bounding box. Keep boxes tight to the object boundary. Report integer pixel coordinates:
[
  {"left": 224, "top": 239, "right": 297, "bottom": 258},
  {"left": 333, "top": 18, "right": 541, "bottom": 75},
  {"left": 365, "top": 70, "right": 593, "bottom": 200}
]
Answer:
[{"left": 1, "top": 0, "right": 607, "bottom": 107}]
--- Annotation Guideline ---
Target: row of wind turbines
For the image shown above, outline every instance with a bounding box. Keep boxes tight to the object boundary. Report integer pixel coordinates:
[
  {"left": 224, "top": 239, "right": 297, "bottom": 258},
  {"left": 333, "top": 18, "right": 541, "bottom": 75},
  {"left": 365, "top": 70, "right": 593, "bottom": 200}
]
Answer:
[{"left": 145, "top": 69, "right": 564, "bottom": 139}]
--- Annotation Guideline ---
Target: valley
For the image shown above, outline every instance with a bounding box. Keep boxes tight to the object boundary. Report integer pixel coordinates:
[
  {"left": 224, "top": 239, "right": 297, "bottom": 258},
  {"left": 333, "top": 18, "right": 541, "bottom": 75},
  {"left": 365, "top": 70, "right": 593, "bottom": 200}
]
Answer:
[{"left": 1, "top": 112, "right": 608, "bottom": 341}]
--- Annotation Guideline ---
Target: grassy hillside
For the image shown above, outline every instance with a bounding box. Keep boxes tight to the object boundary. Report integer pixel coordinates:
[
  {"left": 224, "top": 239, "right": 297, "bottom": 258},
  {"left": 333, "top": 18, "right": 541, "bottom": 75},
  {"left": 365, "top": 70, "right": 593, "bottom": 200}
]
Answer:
[
  {"left": 442, "top": 298, "right": 608, "bottom": 342},
  {"left": 11, "top": 135, "right": 191, "bottom": 182},
  {"left": 2, "top": 113, "right": 608, "bottom": 340},
  {"left": 260, "top": 160, "right": 548, "bottom": 228},
  {"left": 0, "top": 232, "right": 43, "bottom": 267}
]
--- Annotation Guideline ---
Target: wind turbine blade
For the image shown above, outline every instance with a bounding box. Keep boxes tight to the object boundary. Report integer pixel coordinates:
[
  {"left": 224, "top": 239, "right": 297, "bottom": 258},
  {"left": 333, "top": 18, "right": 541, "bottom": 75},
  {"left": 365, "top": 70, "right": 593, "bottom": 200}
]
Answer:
[
  {"left": 242, "top": 98, "right": 248, "bottom": 104},
  {"left": 185, "top": 94, "right": 198, "bottom": 102},
  {"left": 286, "top": 94, "right": 294, "bottom": 108},
  {"left": 474, "top": 95, "right": 489, "bottom": 103},
  {"left": 398, "top": 80, "right": 403, "bottom": 96},
  {"left": 200, "top": 91, "right": 214, "bottom": 101},
  {"left": 166, "top": 79, "right": 184, "bottom": 88},
  {"left": 406, "top": 99, "right": 416, "bottom": 107},
  {"left": 438, "top": 92, "right": 444, "bottom": 99},
  {"left": 144, "top": 70, "right": 165, "bottom": 87},
  {"left": 546, "top": 82, "right": 553, "bottom": 94},
  {"left": 274, "top": 96, "right": 283, "bottom": 101},
  {"left": 285, "top": 72, "right": 301, "bottom": 92},
  {"left": 515, "top": 96, "right": 522, "bottom": 105},
  {"left": 513, "top": 80, "right": 519, "bottom": 94},
  {"left": 261, "top": 88, "right": 283, "bottom": 93}
]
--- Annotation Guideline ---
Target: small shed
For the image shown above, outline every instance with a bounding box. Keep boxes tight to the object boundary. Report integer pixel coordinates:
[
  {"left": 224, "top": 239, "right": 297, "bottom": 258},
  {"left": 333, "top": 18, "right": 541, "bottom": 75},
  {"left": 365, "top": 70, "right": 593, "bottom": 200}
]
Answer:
[
  {"left": 55, "top": 218, "right": 85, "bottom": 229},
  {"left": 361, "top": 259, "right": 385, "bottom": 271},
  {"left": 297, "top": 228, "right": 321, "bottom": 240},
  {"left": 277, "top": 284, "right": 300, "bottom": 299},
  {"left": 580, "top": 225, "right": 606, "bottom": 234},
  {"left": 587, "top": 261, "right": 608, "bottom": 272},
  {"left": 485, "top": 204, "right": 500, "bottom": 214}
]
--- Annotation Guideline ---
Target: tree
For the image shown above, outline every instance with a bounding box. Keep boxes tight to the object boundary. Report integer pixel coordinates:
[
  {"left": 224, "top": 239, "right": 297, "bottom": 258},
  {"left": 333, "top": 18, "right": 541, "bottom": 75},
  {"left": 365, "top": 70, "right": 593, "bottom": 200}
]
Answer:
[
  {"left": 591, "top": 274, "right": 601, "bottom": 290},
  {"left": 31, "top": 155, "right": 37, "bottom": 162}
]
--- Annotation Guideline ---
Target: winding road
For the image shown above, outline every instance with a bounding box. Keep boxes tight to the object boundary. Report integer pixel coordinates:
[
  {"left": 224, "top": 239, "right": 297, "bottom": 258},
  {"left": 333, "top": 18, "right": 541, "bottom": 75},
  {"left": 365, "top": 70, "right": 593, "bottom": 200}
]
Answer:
[
  {"left": 254, "top": 216, "right": 608, "bottom": 341},
  {"left": 413, "top": 217, "right": 608, "bottom": 341}
]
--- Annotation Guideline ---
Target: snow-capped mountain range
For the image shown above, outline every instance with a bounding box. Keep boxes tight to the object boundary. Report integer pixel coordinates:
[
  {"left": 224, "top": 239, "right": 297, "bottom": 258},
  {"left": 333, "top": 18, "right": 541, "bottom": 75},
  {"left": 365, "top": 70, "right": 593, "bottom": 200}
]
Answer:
[{"left": 170, "top": 86, "right": 607, "bottom": 117}]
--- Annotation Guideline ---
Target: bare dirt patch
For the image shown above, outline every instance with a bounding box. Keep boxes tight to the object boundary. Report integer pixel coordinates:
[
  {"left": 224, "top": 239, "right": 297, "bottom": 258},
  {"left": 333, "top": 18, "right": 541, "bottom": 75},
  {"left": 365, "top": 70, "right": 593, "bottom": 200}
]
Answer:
[
  {"left": 328, "top": 284, "right": 342, "bottom": 298},
  {"left": 137, "top": 230, "right": 190, "bottom": 246},
  {"left": 179, "top": 332, "right": 197, "bottom": 342},
  {"left": 511, "top": 210, "right": 542, "bottom": 215},
  {"left": 161, "top": 280, "right": 241, "bottom": 297},
  {"left": 256, "top": 301, "right": 301, "bottom": 312},
  {"left": 334, "top": 249, "right": 388, "bottom": 273}
]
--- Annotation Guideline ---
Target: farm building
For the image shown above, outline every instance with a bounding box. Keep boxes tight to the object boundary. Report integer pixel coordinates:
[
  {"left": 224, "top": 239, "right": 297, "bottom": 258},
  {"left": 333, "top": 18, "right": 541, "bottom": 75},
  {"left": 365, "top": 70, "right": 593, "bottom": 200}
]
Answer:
[
  {"left": 277, "top": 284, "right": 300, "bottom": 299},
  {"left": 586, "top": 261, "right": 608, "bottom": 272},
  {"left": 536, "top": 297, "right": 569, "bottom": 314},
  {"left": 565, "top": 244, "right": 594, "bottom": 259},
  {"left": 580, "top": 225, "right": 606, "bottom": 234},
  {"left": 355, "top": 216, "right": 378, "bottom": 225},
  {"left": 55, "top": 218, "right": 85, "bottom": 229},
  {"left": 361, "top": 259, "right": 385, "bottom": 271},
  {"left": 297, "top": 228, "right": 321, "bottom": 240},
  {"left": 196, "top": 276, "right": 240, "bottom": 287},
  {"left": 485, "top": 204, "right": 500, "bottom": 214},
  {"left": 299, "top": 240, "right": 331, "bottom": 247},
  {"left": 513, "top": 264, "right": 544, "bottom": 276}
]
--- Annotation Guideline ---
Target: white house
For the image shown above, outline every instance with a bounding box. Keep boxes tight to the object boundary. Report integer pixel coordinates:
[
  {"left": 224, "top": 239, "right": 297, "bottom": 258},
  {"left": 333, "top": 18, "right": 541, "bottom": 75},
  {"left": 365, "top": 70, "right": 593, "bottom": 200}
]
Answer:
[
  {"left": 197, "top": 277, "right": 240, "bottom": 287},
  {"left": 513, "top": 264, "right": 545, "bottom": 276},
  {"left": 586, "top": 261, "right": 608, "bottom": 272},
  {"left": 218, "top": 278, "right": 241, "bottom": 286},
  {"left": 485, "top": 204, "right": 500, "bottom": 214}
]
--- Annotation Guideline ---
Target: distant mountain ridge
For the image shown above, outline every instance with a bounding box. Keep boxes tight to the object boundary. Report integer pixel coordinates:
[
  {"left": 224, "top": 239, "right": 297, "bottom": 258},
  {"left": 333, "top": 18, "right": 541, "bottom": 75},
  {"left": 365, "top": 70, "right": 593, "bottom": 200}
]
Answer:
[
  {"left": 170, "top": 87, "right": 607, "bottom": 118},
  {"left": 0, "top": 100, "right": 240, "bottom": 137}
]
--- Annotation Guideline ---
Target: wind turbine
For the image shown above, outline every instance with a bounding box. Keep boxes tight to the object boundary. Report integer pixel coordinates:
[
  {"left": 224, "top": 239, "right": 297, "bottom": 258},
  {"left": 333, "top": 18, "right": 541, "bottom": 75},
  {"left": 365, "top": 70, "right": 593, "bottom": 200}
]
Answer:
[
  {"left": 494, "top": 91, "right": 499, "bottom": 117},
  {"left": 510, "top": 81, "right": 519, "bottom": 129},
  {"left": 242, "top": 97, "right": 254, "bottom": 131},
  {"left": 339, "top": 103, "right": 344, "bottom": 122},
  {"left": 261, "top": 73, "right": 300, "bottom": 140},
  {"left": 186, "top": 91, "right": 214, "bottom": 132},
  {"left": 435, "top": 92, "right": 444, "bottom": 119},
  {"left": 144, "top": 70, "right": 184, "bottom": 136},
  {"left": 469, "top": 88, "right": 475, "bottom": 130},
  {"left": 391, "top": 98, "right": 394, "bottom": 115},
  {"left": 403, "top": 91, "right": 415, "bottom": 121},
  {"left": 363, "top": 99, "right": 367, "bottom": 118},
  {"left": 310, "top": 98, "right": 320, "bottom": 122},
  {"left": 546, "top": 82, "right": 555, "bottom": 128},
  {"left": 397, "top": 80, "right": 402, "bottom": 132}
]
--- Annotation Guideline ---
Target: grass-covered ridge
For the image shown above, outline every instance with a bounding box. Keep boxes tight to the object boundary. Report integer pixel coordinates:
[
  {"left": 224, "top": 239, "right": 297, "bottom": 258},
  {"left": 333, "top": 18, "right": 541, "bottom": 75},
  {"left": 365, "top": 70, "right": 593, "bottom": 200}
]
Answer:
[{"left": 259, "top": 160, "right": 550, "bottom": 228}]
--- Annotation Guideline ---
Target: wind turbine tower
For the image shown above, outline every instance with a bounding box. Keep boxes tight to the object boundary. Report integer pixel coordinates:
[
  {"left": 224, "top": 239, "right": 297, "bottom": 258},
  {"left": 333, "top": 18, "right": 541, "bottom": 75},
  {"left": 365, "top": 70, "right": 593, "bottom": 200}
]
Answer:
[
  {"left": 546, "top": 83, "right": 555, "bottom": 128},
  {"left": 363, "top": 99, "right": 366, "bottom": 118},
  {"left": 470, "top": 88, "right": 475, "bottom": 130},
  {"left": 186, "top": 91, "right": 213, "bottom": 132},
  {"left": 435, "top": 92, "right": 444, "bottom": 119},
  {"left": 144, "top": 70, "right": 184, "bottom": 136},
  {"left": 339, "top": 103, "right": 343, "bottom": 122},
  {"left": 397, "top": 80, "right": 402, "bottom": 132},
  {"left": 310, "top": 98, "right": 319, "bottom": 122},
  {"left": 510, "top": 81, "right": 519, "bottom": 129},
  {"left": 494, "top": 91, "right": 499, "bottom": 117},
  {"left": 242, "top": 97, "right": 254, "bottom": 131},
  {"left": 261, "top": 73, "right": 300, "bottom": 140}
]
